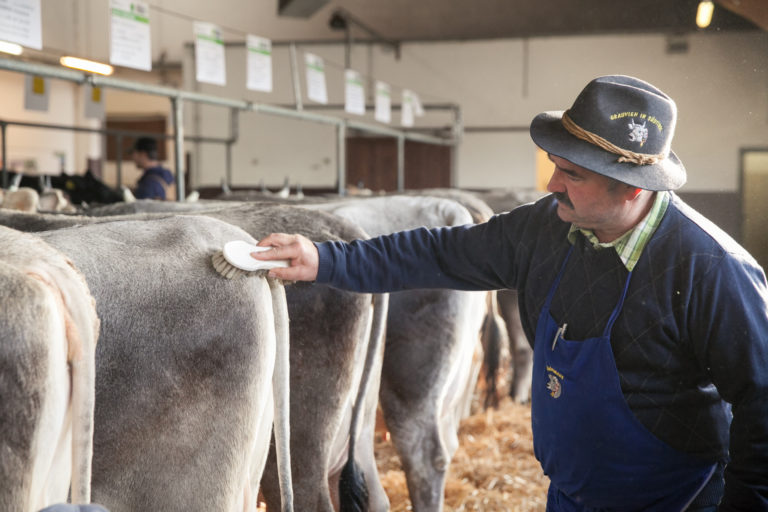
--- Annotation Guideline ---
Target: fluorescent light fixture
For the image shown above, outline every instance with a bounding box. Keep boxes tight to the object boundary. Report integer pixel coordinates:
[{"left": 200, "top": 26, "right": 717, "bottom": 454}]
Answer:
[
  {"left": 0, "top": 40, "right": 23, "bottom": 55},
  {"left": 60, "top": 56, "right": 114, "bottom": 75},
  {"left": 696, "top": 1, "right": 714, "bottom": 28}
]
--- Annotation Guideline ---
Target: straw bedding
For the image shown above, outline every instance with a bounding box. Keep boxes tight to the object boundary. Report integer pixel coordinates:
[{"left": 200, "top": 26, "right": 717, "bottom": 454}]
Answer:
[{"left": 375, "top": 398, "right": 548, "bottom": 511}]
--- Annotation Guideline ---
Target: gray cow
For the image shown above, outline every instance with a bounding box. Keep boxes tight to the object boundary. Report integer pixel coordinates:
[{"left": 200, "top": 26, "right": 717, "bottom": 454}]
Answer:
[
  {"left": 305, "top": 195, "right": 487, "bottom": 512},
  {"left": 0, "top": 214, "right": 291, "bottom": 512},
  {"left": 0, "top": 226, "right": 100, "bottom": 511},
  {"left": 473, "top": 188, "right": 545, "bottom": 404},
  {"left": 2, "top": 203, "right": 389, "bottom": 512}
]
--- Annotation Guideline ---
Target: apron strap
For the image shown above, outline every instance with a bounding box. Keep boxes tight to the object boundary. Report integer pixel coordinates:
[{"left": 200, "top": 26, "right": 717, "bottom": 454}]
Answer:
[
  {"left": 542, "top": 246, "right": 574, "bottom": 312},
  {"left": 601, "top": 269, "right": 633, "bottom": 338}
]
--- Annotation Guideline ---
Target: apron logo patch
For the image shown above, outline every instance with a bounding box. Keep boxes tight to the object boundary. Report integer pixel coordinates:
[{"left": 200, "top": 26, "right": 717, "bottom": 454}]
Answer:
[{"left": 546, "top": 365, "right": 563, "bottom": 398}]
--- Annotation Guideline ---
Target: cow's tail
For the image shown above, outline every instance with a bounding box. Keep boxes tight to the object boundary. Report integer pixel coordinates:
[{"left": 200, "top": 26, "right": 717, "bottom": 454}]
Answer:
[
  {"left": 30, "top": 259, "right": 99, "bottom": 505},
  {"left": 340, "top": 292, "right": 389, "bottom": 512},
  {"left": 481, "top": 291, "right": 504, "bottom": 410},
  {"left": 268, "top": 277, "right": 294, "bottom": 512}
]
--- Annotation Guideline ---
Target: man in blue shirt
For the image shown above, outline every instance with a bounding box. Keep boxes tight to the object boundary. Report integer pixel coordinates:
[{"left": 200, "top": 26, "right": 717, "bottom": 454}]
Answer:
[
  {"left": 251, "top": 75, "right": 768, "bottom": 511},
  {"left": 131, "top": 137, "right": 174, "bottom": 200}
]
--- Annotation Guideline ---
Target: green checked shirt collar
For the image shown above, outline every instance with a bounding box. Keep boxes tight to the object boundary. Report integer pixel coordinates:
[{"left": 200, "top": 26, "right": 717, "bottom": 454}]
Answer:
[{"left": 567, "top": 191, "right": 669, "bottom": 271}]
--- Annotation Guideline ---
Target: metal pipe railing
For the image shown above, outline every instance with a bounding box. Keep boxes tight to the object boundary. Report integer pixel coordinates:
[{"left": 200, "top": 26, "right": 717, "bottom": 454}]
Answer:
[
  {"left": 0, "top": 57, "right": 458, "bottom": 196},
  {"left": 0, "top": 118, "right": 231, "bottom": 191}
]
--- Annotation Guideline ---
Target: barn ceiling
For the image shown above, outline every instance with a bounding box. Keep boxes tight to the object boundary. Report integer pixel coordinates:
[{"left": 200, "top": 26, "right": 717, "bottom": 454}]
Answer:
[{"left": 271, "top": 0, "right": 762, "bottom": 44}]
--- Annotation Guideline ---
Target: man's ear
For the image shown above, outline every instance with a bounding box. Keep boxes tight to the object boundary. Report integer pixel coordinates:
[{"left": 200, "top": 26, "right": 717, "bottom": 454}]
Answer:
[{"left": 624, "top": 186, "right": 643, "bottom": 201}]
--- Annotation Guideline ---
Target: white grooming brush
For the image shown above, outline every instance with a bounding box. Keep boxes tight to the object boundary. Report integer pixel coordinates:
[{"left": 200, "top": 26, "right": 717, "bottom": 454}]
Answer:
[{"left": 212, "top": 240, "right": 290, "bottom": 279}]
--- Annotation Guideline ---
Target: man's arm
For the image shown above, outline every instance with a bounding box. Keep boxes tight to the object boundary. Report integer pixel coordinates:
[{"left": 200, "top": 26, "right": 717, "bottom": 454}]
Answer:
[
  {"left": 691, "top": 256, "right": 768, "bottom": 511},
  {"left": 253, "top": 210, "right": 525, "bottom": 293}
]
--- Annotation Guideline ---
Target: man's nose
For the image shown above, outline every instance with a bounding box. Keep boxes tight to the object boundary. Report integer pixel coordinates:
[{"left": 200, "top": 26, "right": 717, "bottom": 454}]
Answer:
[{"left": 546, "top": 168, "right": 564, "bottom": 194}]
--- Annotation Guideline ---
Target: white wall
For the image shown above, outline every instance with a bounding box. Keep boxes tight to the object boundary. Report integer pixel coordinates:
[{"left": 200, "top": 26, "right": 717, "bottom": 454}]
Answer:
[
  {"left": 0, "top": 70, "right": 89, "bottom": 176},
  {"left": 179, "top": 31, "right": 768, "bottom": 192},
  {"left": 1, "top": 28, "right": 766, "bottom": 194}
]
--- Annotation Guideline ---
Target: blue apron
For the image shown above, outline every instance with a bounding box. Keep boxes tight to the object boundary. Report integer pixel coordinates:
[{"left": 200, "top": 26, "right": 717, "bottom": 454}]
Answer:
[{"left": 532, "top": 247, "right": 716, "bottom": 511}]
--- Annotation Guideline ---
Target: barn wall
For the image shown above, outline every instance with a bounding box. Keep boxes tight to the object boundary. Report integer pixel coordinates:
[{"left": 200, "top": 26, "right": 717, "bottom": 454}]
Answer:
[
  {"left": 0, "top": 25, "right": 765, "bottom": 202},
  {"left": 180, "top": 31, "right": 768, "bottom": 194}
]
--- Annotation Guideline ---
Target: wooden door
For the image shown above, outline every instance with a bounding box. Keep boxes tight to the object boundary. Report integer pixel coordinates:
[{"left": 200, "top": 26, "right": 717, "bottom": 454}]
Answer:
[{"left": 346, "top": 137, "right": 452, "bottom": 192}]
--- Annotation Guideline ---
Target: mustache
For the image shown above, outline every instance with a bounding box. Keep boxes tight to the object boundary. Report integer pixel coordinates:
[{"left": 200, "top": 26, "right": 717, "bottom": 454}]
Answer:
[{"left": 553, "top": 192, "right": 573, "bottom": 209}]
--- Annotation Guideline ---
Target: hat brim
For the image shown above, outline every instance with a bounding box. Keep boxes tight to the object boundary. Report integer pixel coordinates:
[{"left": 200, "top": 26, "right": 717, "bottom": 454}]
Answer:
[{"left": 530, "top": 111, "right": 686, "bottom": 191}]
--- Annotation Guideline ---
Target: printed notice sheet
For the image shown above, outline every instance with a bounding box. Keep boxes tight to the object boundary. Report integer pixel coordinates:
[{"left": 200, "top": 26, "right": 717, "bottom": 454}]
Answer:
[
  {"left": 344, "top": 69, "right": 365, "bottom": 115},
  {"left": 305, "top": 53, "right": 328, "bottom": 104},
  {"left": 110, "top": 0, "right": 151, "bottom": 71},
  {"left": 246, "top": 35, "right": 272, "bottom": 92},
  {"left": 375, "top": 80, "right": 391, "bottom": 123},
  {"left": 194, "top": 21, "right": 226, "bottom": 86},
  {"left": 0, "top": 0, "right": 42, "bottom": 49},
  {"left": 401, "top": 89, "right": 415, "bottom": 127}
]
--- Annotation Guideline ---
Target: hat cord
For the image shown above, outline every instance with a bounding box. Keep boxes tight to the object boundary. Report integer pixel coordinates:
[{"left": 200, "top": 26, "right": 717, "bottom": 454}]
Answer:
[{"left": 561, "top": 110, "right": 665, "bottom": 165}]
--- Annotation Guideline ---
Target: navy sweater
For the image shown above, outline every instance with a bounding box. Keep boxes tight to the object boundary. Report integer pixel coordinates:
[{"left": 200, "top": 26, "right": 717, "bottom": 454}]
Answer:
[
  {"left": 316, "top": 193, "right": 768, "bottom": 511},
  {"left": 135, "top": 166, "right": 174, "bottom": 200}
]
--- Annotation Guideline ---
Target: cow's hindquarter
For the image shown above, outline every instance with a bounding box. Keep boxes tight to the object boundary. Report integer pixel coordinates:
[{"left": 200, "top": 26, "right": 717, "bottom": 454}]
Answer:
[
  {"left": 260, "top": 282, "right": 371, "bottom": 512},
  {"left": 41, "top": 218, "right": 277, "bottom": 512},
  {"left": 0, "top": 263, "right": 65, "bottom": 512},
  {"left": 0, "top": 228, "right": 99, "bottom": 512},
  {"left": 381, "top": 288, "right": 485, "bottom": 512}
]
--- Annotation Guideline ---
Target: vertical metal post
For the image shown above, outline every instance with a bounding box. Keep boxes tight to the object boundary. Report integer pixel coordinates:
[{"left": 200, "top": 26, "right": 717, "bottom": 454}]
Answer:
[
  {"left": 171, "top": 96, "right": 186, "bottom": 201},
  {"left": 226, "top": 108, "right": 239, "bottom": 188},
  {"left": 1, "top": 122, "right": 7, "bottom": 189},
  {"left": 337, "top": 122, "right": 346, "bottom": 196},
  {"left": 116, "top": 134, "right": 123, "bottom": 187},
  {"left": 522, "top": 38, "right": 529, "bottom": 98},
  {"left": 289, "top": 44, "right": 303, "bottom": 111},
  {"left": 344, "top": 26, "right": 352, "bottom": 70},
  {"left": 397, "top": 134, "right": 405, "bottom": 192},
  {"left": 451, "top": 106, "right": 463, "bottom": 188},
  {"left": 367, "top": 43, "right": 374, "bottom": 104}
]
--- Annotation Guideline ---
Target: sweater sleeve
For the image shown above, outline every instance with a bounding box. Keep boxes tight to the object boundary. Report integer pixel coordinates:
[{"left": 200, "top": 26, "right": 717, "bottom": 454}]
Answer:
[
  {"left": 689, "top": 254, "right": 768, "bottom": 511},
  {"left": 315, "top": 206, "right": 529, "bottom": 293}
]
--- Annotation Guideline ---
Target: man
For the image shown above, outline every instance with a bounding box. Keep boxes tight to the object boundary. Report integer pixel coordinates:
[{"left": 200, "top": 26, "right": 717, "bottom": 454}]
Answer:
[
  {"left": 252, "top": 75, "right": 768, "bottom": 511},
  {"left": 131, "top": 137, "right": 174, "bottom": 200}
]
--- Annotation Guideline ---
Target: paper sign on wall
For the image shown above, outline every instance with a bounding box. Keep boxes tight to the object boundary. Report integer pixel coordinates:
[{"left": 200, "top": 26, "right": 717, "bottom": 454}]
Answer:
[
  {"left": 0, "top": 0, "right": 42, "bottom": 49},
  {"left": 412, "top": 91, "right": 425, "bottom": 117},
  {"left": 246, "top": 35, "right": 272, "bottom": 92},
  {"left": 401, "top": 89, "right": 415, "bottom": 127},
  {"left": 304, "top": 53, "right": 327, "bottom": 104},
  {"left": 84, "top": 86, "right": 105, "bottom": 120},
  {"left": 374, "top": 80, "right": 391, "bottom": 124},
  {"left": 24, "top": 74, "right": 48, "bottom": 111},
  {"left": 110, "top": 0, "right": 152, "bottom": 71},
  {"left": 194, "top": 21, "right": 226, "bottom": 86},
  {"left": 344, "top": 69, "right": 365, "bottom": 115}
]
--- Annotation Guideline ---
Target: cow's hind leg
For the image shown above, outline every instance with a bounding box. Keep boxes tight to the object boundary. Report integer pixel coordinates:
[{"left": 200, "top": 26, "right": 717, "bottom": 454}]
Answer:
[{"left": 381, "top": 394, "right": 447, "bottom": 512}]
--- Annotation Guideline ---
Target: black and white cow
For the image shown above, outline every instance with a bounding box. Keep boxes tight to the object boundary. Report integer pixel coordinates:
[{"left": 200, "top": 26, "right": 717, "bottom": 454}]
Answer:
[{"left": 0, "top": 226, "right": 99, "bottom": 511}]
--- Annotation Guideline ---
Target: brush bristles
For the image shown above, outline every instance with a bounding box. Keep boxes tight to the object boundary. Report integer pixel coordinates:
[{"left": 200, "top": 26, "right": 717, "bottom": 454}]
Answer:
[{"left": 212, "top": 251, "right": 247, "bottom": 279}]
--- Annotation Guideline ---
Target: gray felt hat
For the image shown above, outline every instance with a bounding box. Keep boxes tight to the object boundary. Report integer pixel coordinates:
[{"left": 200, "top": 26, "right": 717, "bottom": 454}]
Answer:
[{"left": 530, "top": 75, "right": 686, "bottom": 191}]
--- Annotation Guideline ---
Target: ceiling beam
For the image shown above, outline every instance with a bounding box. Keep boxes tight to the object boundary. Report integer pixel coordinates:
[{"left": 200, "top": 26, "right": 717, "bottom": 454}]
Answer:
[{"left": 715, "top": 0, "right": 768, "bottom": 30}]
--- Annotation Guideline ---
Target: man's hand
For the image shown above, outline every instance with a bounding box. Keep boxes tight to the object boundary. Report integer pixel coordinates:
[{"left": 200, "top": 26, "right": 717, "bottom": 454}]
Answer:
[{"left": 252, "top": 233, "right": 319, "bottom": 281}]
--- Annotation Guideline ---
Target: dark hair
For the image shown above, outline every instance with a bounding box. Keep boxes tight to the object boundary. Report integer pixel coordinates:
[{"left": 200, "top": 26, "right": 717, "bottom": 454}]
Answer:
[{"left": 133, "top": 137, "right": 159, "bottom": 160}]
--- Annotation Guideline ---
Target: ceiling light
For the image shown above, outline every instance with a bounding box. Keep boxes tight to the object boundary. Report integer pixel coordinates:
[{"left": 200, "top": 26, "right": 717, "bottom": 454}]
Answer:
[
  {"left": 696, "top": 1, "right": 714, "bottom": 28},
  {"left": 60, "top": 56, "right": 114, "bottom": 75},
  {"left": 0, "top": 40, "right": 23, "bottom": 55}
]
